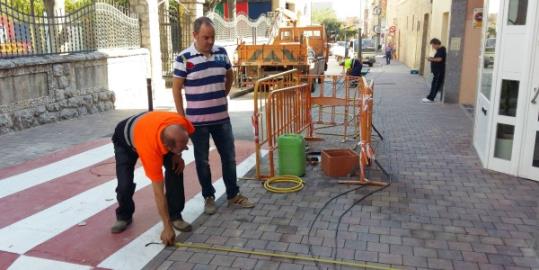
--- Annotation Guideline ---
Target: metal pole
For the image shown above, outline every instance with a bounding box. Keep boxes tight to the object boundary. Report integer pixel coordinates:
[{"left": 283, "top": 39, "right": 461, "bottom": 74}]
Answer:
[
  {"left": 146, "top": 78, "right": 154, "bottom": 111},
  {"left": 357, "top": 28, "right": 362, "bottom": 60},
  {"left": 377, "top": 0, "right": 382, "bottom": 51}
]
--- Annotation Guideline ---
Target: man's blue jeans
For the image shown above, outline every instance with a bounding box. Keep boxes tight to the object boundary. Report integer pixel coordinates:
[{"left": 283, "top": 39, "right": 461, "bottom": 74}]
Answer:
[{"left": 190, "top": 120, "right": 239, "bottom": 200}]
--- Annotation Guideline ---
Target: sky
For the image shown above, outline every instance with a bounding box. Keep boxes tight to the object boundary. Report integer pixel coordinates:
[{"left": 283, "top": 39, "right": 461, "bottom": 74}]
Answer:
[{"left": 314, "top": 0, "right": 365, "bottom": 19}]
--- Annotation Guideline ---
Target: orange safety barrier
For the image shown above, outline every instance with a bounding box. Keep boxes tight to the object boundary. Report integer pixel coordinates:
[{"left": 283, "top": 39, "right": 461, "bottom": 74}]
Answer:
[
  {"left": 339, "top": 78, "right": 386, "bottom": 187},
  {"left": 264, "top": 83, "right": 312, "bottom": 178},
  {"left": 252, "top": 69, "right": 302, "bottom": 179},
  {"left": 301, "top": 74, "right": 363, "bottom": 143}
]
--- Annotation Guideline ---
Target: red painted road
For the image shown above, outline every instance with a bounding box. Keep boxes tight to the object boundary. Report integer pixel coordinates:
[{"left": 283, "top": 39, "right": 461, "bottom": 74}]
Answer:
[{"left": 0, "top": 139, "right": 255, "bottom": 269}]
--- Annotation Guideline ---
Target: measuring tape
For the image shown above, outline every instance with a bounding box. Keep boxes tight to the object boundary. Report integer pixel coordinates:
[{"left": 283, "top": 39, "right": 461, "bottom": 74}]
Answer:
[{"left": 175, "top": 242, "right": 400, "bottom": 270}]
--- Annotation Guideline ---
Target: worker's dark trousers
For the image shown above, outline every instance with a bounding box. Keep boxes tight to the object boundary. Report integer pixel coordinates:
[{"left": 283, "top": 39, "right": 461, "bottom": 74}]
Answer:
[
  {"left": 427, "top": 71, "right": 445, "bottom": 101},
  {"left": 112, "top": 119, "right": 185, "bottom": 222}
]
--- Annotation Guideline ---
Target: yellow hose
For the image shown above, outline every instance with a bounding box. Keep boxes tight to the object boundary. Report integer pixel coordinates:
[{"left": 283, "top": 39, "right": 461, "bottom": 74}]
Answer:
[
  {"left": 175, "top": 242, "right": 399, "bottom": 270},
  {"left": 264, "top": 175, "right": 304, "bottom": 193}
]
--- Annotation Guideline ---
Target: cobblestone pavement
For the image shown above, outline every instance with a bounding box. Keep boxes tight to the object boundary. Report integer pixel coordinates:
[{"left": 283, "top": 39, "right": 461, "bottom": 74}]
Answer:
[{"left": 147, "top": 62, "right": 539, "bottom": 270}]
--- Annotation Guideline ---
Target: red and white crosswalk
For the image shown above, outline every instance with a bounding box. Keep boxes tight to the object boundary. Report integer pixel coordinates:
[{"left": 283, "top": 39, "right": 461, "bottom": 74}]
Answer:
[{"left": 0, "top": 139, "right": 260, "bottom": 270}]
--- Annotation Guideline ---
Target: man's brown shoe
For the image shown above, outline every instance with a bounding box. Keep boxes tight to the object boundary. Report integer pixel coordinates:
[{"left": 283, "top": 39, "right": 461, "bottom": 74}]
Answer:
[
  {"left": 228, "top": 194, "right": 255, "bottom": 208},
  {"left": 204, "top": 196, "right": 217, "bottom": 215},
  {"left": 111, "top": 219, "right": 132, "bottom": 233},
  {"left": 172, "top": 219, "right": 192, "bottom": 232}
]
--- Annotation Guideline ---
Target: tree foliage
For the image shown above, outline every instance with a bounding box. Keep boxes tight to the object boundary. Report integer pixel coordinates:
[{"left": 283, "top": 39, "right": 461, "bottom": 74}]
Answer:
[{"left": 312, "top": 8, "right": 342, "bottom": 41}]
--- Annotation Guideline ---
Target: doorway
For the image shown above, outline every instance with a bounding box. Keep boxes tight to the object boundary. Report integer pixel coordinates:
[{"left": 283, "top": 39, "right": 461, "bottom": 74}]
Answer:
[
  {"left": 441, "top": 12, "right": 449, "bottom": 47},
  {"left": 419, "top": 13, "right": 430, "bottom": 75}
]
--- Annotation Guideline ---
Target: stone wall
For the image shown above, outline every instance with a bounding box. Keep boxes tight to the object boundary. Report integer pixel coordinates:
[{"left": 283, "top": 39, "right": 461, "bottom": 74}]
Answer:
[{"left": 0, "top": 49, "right": 149, "bottom": 135}]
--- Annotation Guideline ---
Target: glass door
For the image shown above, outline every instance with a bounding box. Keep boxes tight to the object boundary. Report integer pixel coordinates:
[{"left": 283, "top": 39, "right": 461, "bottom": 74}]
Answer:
[
  {"left": 518, "top": 7, "right": 539, "bottom": 181},
  {"left": 473, "top": 0, "right": 500, "bottom": 165},
  {"left": 487, "top": 0, "right": 533, "bottom": 174}
]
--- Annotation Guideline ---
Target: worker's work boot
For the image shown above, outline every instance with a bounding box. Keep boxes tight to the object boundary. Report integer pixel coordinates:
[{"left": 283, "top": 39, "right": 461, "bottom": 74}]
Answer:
[
  {"left": 110, "top": 218, "right": 132, "bottom": 233},
  {"left": 204, "top": 196, "right": 217, "bottom": 215},
  {"left": 228, "top": 194, "right": 255, "bottom": 208},
  {"left": 172, "top": 219, "right": 192, "bottom": 232}
]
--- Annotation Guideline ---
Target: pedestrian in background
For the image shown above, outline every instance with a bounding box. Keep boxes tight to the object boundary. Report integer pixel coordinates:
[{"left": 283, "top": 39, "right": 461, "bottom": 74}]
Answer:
[
  {"left": 172, "top": 16, "right": 255, "bottom": 216},
  {"left": 422, "top": 38, "right": 447, "bottom": 103},
  {"left": 384, "top": 43, "right": 393, "bottom": 65}
]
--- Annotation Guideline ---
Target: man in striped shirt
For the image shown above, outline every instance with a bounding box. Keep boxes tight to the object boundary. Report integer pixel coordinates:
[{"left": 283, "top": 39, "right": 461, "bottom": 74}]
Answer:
[{"left": 172, "top": 16, "right": 254, "bottom": 215}]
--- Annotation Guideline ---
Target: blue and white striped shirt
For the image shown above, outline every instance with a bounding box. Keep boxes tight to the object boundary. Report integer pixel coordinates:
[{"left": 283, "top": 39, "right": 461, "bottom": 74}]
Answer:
[{"left": 173, "top": 44, "right": 232, "bottom": 126}]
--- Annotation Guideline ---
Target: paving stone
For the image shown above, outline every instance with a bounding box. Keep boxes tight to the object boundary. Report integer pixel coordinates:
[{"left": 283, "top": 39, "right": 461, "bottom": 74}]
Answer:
[
  {"left": 448, "top": 241, "right": 473, "bottom": 251},
  {"left": 437, "top": 249, "right": 463, "bottom": 261},
  {"left": 209, "top": 255, "right": 235, "bottom": 267},
  {"left": 231, "top": 257, "right": 258, "bottom": 269},
  {"left": 287, "top": 243, "right": 309, "bottom": 254},
  {"left": 189, "top": 253, "right": 216, "bottom": 264},
  {"left": 402, "top": 255, "right": 428, "bottom": 268},
  {"left": 414, "top": 247, "right": 438, "bottom": 258},
  {"left": 367, "top": 242, "right": 389, "bottom": 253},
  {"left": 487, "top": 254, "right": 515, "bottom": 266},
  {"left": 254, "top": 260, "right": 280, "bottom": 270},
  {"left": 193, "top": 264, "right": 218, "bottom": 270},
  {"left": 169, "top": 262, "right": 196, "bottom": 270},
  {"left": 453, "top": 261, "right": 480, "bottom": 270},
  {"left": 478, "top": 263, "right": 505, "bottom": 270},
  {"left": 512, "top": 257, "right": 539, "bottom": 268},
  {"left": 245, "top": 239, "right": 268, "bottom": 250},
  {"left": 169, "top": 251, "right": 195, "bottom": 262},
  {"left": 277, "top": 263, "right": 302, "bottom": 270},
  {"left": 389, "top": 244, "right": 414, "bottom": 256},
  {"left": 378, "top": 253, "right": 402, "bottom": 265},
  {"left": 427, "top": 258, "right": 454, "bottom": 270},
  {"left": 380, "top": 235, "right": 402, "bottom": 245},
  {"left": 355, "top": 250, "right": 378, "bottom": 263}
]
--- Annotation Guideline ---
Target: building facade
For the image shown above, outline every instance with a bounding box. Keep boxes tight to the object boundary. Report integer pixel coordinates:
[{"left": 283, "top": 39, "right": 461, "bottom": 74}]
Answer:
[{"left": 473, "top": 0, "right": 539, "bottom": 181}]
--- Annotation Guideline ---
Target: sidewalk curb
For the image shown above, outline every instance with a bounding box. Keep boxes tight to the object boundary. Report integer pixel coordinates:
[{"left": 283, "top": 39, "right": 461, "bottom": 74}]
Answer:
[{"left": 230, "top": 87, "right": 254, "bottom": 98}]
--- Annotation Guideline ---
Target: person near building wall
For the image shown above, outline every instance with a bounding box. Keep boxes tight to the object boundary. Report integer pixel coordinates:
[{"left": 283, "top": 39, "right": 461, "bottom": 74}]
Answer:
[
  {"left": 423, "top": 38, "right": 447, "bottom": 103},
  {"left": 384, "top": 43, "right": 393, "bottom": 65},
  {"left": 171, "top": 16, "right": 255, "bottom": 216}
]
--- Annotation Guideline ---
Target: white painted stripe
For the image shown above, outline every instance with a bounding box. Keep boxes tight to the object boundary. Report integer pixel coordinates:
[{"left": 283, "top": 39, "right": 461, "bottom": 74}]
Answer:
[
  {"left": 8, "top": 255, "right": 92, "bottom": 270},
  {"left": 98, "top": 151, "right": 266, "bottom": 270},
  {"left": 0, "top": 149, "right": 196, "bottom": 254},
  {"left": 0, "top": 143, "right": 113, "bottom": 199}
]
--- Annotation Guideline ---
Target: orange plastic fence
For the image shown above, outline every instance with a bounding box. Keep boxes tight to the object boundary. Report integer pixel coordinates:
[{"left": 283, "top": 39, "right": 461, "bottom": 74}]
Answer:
[
  {"left": 252, "top": 69, "right": 302, "bottom": 179},
  {"left": 301, "top": 74, "right": 363, "bottom": 143},
  {"left": 264, "top": 83, "right": 312, "bottom": 177},
  {"left": 339, "top": 78, "right": 386, "bottom": 186}
]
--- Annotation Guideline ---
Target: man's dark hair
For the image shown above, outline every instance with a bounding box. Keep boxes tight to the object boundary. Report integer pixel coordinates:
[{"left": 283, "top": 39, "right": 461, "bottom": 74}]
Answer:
[
  {"left": 430, "top": 38, "right": 442, "bottom": 45},
  {"left": 194, "top": 16, "right": 214, "bottom": 33}
]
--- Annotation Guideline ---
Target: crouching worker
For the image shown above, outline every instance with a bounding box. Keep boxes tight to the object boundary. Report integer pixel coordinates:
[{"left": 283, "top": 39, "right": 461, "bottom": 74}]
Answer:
[
  {"left": 110, "top": 111, "right": 195, "bottom": 246},
  {"left": 345, "top": 57, "right": 363, "bottom": 88}
]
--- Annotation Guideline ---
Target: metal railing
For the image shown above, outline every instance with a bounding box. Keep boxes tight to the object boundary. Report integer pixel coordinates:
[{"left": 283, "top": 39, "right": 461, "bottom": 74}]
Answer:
[
  {"left": 206, "top": 11, "right": 270, "bottom": 42},
  {"left": 159, "top": 2, "right": 192, "bottom": 78},
  {"left": 0, "top": 0, "right": 140, "bottom": 58}
]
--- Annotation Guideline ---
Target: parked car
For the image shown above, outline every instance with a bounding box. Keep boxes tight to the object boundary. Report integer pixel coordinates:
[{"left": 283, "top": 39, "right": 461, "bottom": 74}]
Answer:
[
  {"left": 353, "top": 39, "right": 377, "bottom": 67},
  {"left": 331, "top": 41, "right": 347, "bottom": 62},
  {"left": 333, "top": 39, "right": 377, "bottom": 67}
]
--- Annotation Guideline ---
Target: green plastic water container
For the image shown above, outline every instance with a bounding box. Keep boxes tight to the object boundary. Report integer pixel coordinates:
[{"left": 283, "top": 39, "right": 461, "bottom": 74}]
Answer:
[{"left": 278, "top": 134, "right": 306, "bottom": 176}]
